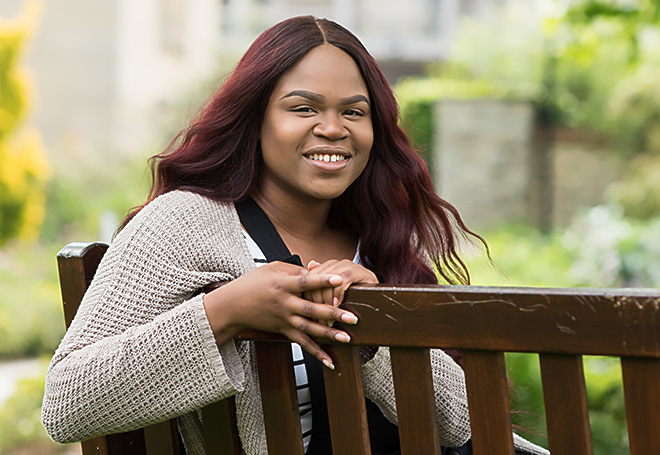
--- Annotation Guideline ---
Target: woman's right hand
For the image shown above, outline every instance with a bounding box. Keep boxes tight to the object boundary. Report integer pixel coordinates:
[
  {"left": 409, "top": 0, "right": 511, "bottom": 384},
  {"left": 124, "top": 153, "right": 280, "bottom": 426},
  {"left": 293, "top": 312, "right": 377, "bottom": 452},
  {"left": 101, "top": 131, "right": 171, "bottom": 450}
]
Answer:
[{"left": 202, "top": 261, "right": 358, "bottom": 369}]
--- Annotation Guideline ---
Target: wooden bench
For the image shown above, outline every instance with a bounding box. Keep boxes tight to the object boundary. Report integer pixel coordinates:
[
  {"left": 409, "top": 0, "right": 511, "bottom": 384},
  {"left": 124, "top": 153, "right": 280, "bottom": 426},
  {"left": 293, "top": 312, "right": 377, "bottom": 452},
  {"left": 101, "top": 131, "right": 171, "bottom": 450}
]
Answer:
[{"left": 57, "top": 241, "right": 660, "bottom": 455}]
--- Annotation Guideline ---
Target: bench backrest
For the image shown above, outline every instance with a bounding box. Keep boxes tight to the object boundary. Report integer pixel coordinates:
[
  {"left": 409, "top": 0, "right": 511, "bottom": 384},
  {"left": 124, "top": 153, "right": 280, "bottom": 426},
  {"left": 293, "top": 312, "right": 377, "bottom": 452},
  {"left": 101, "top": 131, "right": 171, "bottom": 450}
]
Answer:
[{"left": 57, "top": 242, "right": 660, "bottom": 455}]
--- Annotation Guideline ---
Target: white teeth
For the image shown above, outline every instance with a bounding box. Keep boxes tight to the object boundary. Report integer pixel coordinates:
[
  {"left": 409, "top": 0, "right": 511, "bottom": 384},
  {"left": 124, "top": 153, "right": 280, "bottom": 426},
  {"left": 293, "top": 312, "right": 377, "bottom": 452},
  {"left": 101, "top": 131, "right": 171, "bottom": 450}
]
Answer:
[{"left": 308, "top": 153, "right": 346, "bottom": 162}]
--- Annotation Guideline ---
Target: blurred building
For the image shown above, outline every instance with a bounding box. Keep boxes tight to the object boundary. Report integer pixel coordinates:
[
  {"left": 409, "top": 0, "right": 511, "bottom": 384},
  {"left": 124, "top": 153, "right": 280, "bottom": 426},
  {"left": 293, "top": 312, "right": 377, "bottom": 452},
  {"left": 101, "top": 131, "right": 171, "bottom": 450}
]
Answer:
[{"left": 1, "top": 0, "right": 504, "bottom": 158}]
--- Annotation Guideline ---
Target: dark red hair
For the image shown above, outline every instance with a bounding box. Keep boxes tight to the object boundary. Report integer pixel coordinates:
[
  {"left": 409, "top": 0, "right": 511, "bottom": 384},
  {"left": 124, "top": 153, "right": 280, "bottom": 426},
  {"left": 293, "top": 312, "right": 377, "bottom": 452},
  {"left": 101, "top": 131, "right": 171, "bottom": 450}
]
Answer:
[{"left": 121, "top": 16, "right": 484, "bottom": 287}]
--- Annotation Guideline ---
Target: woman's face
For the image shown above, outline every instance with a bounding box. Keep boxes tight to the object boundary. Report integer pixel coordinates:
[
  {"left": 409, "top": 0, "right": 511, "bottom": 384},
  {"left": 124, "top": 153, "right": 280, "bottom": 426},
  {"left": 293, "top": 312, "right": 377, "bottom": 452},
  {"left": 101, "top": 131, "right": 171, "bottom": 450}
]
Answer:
[{"left": 259, "top": 44, "right": 373, "bottom": 204}]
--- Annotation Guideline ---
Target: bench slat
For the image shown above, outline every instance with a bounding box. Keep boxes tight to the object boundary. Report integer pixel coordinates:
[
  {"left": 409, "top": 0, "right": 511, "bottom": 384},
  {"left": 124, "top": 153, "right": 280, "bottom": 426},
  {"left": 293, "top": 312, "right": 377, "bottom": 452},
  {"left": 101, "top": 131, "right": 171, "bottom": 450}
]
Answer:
[
  {"left": 463, "top": 350, "right": 514, "bottom": 455},
  {"left": 344, "top": 286, "right": 660, "bottom": 357},
  {"left": 390, "top": 347, "right": 441, "bottom": 455},
  {"left": 143, "top": 420, "right": 180, "bottom": 455},
  {"left": 323, "top": 345, "right": 371, "bottom": 455},
  {"left": 202, "top": 399, "right": 241, "bottom": 455},
  {"left": 81, "top": 438, "right": 108, "bottom": 455},
  {"left": 539, "top": 354, "right": 592, "bottom": 455},
  {"left": 255, "top": 342, "right": 305, "bottom": 455},
  {"left": 622, "top": 357, "right": 660, "bottom": 454}
]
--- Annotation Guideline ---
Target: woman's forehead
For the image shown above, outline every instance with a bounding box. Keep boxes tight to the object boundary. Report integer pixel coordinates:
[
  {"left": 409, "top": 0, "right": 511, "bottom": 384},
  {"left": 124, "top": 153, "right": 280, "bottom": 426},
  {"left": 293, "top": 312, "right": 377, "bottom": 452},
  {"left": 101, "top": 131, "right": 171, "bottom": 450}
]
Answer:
[{"left": 272, "top": 45, "right": 369, "bottom": 101}]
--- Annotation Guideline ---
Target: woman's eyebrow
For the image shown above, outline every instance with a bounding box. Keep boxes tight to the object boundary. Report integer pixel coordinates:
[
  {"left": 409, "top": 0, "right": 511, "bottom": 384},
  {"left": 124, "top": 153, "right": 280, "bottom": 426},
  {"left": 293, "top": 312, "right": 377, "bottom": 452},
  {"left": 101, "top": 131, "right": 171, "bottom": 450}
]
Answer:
[{"left": 280, "top": 90, "right": 370, "bottom": 106}]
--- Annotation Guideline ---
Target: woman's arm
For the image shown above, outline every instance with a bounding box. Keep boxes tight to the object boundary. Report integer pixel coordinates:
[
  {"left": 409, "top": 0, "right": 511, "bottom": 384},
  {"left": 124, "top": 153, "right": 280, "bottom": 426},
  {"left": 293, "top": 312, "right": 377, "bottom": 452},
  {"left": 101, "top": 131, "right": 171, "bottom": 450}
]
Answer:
[{"left": 43, "top": 193, "right": 247, "bottom": 443}]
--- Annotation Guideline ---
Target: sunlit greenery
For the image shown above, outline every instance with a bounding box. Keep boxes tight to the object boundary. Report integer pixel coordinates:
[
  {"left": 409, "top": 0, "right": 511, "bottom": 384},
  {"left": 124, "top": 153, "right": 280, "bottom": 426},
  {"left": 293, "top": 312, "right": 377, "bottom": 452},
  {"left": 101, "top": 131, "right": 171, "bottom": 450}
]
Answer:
[{"left": 0, "top": 2, "right": 50, "bottom": 245}]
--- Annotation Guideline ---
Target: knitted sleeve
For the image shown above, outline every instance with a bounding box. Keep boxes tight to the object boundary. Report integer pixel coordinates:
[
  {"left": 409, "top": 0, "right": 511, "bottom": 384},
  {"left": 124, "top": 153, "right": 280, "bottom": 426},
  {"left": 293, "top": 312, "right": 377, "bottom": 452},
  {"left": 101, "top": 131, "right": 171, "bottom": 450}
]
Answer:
[
  {"left": 42, "top": 192, "right": 253, "bottom": 444},
  {"left": 361, "top": 347, "right": 471, "bottom": 447}
]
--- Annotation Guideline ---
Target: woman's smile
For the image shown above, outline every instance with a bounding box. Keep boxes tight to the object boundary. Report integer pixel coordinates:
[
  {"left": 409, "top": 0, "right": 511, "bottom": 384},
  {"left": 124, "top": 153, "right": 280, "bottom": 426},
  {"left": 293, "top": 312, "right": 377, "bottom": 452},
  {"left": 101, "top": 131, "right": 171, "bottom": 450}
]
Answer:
[{"left": 303, "top": 146, "right": 351, "bottom": 171}]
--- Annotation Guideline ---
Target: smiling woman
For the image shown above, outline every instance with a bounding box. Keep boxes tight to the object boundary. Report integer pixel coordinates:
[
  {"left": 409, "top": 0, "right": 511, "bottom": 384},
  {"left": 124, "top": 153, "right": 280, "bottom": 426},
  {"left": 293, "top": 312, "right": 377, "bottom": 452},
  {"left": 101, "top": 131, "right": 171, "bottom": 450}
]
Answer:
[{"left": 41, "top": 15, "right": 547, "bottom": 455}]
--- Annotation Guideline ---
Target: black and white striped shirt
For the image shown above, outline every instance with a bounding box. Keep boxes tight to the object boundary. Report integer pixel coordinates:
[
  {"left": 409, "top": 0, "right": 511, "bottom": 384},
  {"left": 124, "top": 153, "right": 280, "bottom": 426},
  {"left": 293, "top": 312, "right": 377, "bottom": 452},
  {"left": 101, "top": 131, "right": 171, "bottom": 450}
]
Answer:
[{"left": 242, "top": 230, "right": 314, "bottom": 450}]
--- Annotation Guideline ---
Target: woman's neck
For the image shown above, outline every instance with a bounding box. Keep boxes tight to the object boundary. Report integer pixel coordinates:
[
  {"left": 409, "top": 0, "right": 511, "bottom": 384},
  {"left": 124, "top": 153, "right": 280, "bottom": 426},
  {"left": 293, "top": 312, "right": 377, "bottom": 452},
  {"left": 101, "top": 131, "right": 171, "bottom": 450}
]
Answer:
[
  {"left": 251, "top": 188, "right": 331, "bottom": 240},
  {"left": 250, "top": 187, "right": 357, "bottom": 264}
]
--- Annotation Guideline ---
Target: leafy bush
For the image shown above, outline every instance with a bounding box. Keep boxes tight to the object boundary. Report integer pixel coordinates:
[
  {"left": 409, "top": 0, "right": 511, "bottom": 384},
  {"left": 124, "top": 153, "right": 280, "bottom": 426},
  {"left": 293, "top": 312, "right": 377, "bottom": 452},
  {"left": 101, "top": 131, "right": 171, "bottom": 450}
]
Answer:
[
  {"left": 0, "top": 241, "right": 64, "bottom": 359},
  {"left": 0, "top": 363, "right": 76, "bottom": 454},
  {"left": 0, "top": 3, "right": 51, "bottom": 245}
]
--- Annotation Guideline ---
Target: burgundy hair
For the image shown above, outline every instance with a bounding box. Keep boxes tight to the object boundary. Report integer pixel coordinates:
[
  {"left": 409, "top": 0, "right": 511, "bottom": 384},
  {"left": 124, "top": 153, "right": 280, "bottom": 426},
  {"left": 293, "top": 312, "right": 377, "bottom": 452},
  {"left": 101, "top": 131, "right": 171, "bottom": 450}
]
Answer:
[{"left": 121, "top": 16, "right": 484, "bottom": 290}]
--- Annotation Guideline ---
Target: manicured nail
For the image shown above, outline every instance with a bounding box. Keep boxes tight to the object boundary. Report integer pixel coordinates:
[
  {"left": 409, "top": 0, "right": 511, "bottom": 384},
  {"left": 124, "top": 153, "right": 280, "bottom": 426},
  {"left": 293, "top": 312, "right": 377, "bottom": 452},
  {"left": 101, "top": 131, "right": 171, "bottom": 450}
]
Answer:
[
  {"left": 342, "top": 313, "right": 358, "bottom": 325},
  {"left": 322, "top": 359, "right": 335, "bottom": 370},
  {"left": 329, "top": 275, "right": 342, "bottom": 285},
  {"left": 335, "top": 332, "right": 351, "bottom": 343}
]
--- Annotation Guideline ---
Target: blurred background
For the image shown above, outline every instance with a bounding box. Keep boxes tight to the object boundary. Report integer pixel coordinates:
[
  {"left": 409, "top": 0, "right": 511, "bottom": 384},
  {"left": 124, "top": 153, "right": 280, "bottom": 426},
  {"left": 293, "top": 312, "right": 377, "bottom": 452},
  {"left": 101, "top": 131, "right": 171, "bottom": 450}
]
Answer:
[{"left": 1, "top": 0, "right": 659, "bottom": 453}]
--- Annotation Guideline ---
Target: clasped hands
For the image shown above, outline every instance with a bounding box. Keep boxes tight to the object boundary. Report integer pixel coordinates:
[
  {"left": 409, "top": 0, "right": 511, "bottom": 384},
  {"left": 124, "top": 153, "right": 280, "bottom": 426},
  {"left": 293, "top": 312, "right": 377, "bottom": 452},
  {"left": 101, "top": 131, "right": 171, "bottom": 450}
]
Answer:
[{"left": 203, "top": 259, "right": 377, "bottom": 369}]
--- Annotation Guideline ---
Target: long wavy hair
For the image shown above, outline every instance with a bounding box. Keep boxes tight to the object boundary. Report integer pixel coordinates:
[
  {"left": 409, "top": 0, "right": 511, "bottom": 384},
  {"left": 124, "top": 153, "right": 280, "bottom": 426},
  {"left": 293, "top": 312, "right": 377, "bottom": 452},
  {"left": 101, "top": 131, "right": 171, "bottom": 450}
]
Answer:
[{"left": 121, "top": 16, "right": 485, "bottom": 288}]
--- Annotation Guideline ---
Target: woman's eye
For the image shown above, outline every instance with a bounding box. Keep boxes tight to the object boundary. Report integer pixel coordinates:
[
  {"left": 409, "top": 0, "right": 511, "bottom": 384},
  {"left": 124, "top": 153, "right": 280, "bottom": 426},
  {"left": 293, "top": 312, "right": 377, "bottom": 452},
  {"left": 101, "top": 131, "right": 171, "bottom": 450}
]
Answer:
[
  {"left": 291, "top": 106, "right": 316, "bottom": 114},
  {"left": 344, "top": 109, "right": 364, "bottom": 117}
]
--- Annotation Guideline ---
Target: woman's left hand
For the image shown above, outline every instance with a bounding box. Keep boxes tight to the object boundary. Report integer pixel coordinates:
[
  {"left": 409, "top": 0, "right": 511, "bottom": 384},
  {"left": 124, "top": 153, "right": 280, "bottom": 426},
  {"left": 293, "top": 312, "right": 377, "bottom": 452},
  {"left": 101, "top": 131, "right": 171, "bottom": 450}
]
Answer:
[{"left": 303, "top": 259, "right": 378, "bottom": 310}]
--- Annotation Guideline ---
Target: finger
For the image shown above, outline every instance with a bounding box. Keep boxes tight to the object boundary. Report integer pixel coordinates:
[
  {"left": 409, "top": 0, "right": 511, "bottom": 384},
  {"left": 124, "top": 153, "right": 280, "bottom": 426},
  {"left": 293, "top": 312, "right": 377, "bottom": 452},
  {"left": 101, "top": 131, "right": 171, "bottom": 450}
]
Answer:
[
  {"left": 290, "top": 315, "right": 352, "bottom": 344},
  {"left": 286, "top": 272, "right": 343, "bottom": 292},
  {"left": 282, "top": 328, "right": 335, "bottom": 370},
  {"left": 293, "top": 297, "right": 358, "bottom": 325}
]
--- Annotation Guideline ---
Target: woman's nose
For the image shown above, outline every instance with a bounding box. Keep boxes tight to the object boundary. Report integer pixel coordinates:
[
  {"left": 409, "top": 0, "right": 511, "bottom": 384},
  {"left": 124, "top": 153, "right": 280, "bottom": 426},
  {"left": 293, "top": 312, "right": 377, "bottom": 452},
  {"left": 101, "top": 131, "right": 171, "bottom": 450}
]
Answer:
[{"left": 313, "top": 114, "right": 348, "bottom": 141}]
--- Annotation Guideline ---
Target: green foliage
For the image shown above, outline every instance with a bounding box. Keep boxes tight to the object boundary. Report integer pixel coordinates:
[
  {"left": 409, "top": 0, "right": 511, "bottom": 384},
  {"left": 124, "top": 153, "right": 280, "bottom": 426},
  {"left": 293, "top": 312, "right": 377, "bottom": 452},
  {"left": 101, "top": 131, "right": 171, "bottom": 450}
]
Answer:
[
  {"left": 0, "top": 241, "right": 64, "bottom": 359},
  {"left": 563, "top": 205, "right": 660, "bottom": 287},
  {"left": 608, "top": 154, "right": 660, "bottom": 219},
  {"left": 0, "top": 3, "right": 50, "bottom": 245},
  {"left": 0, "top": 365, "right": 75, "bottom": 454},
  {"left": 0, "top": 373, "right": 49, "bottom": 452},
  {"left": 464, "top": 224, "right": 577, "bottom": 287}
]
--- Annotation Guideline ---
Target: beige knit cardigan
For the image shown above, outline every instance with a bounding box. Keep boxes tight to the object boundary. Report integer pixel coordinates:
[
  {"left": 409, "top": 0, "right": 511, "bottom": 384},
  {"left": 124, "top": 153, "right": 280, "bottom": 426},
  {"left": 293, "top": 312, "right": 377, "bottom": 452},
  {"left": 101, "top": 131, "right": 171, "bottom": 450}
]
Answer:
[{"left": 42, "top": 190, "right": 546, "bottom": 455}]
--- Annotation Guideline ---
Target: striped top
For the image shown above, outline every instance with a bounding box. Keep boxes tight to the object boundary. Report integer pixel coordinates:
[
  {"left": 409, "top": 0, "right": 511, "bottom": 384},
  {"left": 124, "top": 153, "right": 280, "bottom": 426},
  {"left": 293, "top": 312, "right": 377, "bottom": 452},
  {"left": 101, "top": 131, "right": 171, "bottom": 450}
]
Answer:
[{"left": 242, "top": 229, "right": 314, "bottom": 451}]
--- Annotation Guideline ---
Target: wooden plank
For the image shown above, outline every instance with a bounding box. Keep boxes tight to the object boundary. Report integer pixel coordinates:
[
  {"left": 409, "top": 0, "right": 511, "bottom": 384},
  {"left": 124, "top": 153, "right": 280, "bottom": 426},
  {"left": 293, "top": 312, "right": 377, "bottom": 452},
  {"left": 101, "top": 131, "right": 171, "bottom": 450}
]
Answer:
[
  {"left": 621, "top": 357, "right": 660, "bottom": 454},
  {"left": 202, "top": 399, "right": 241, "bottom": 455},
  {"left": 462, "top": 350, "right": 514, "bottom": 455},
  {"left": 57, "top": 242, "right": 108, "bottom": 329},
  {"left": 81, "top": 438, "right": 108, "bottom": 455},
  {"left": 143, "top": 420, "right": 180, "bottom": 455},
  {"left": 389, "top": 347, "right": 441, "bottom": 455},
  {"left": 539, "top": 354, "right": 592, "bottom": 455},
  {"left": 322, "top": 344, "right": 371, "bottom": 455},
  {"left": 104, "top": 429, "right": 147, "bottom": 454},
  {"left": 342, "top": 285, "right": 660, "bottom": 357},
  {"left": 254, "top": 342, "right": 304, "bottom": 455}
]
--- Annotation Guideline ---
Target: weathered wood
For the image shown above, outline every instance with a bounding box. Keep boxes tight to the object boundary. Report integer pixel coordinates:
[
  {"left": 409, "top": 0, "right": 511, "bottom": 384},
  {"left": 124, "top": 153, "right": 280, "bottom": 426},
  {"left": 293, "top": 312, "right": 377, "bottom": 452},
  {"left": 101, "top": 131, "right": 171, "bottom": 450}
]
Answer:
[
  {"left": 254, "top": 342, "right": 305, "bottom": 455},
  {"left": 342, "top": 285, "right": 660, "bottom": 357},
  {"left": 58, "top": 242, "right": 660, "bottom": 455},
  {"left": 322, "top": 344, "right": 371, "bottom": 455},
  {"left": 463, "top": 350, "right": 514, "bottom": 455},
  {"left": 539, "top": 354, "right": 592, "bottom": 455},
  {"left": 390, "top": 347, "right": 441, "bottom": 455},
  {"left": 621, "top": 357, "right": 660, "bottom": 454}
]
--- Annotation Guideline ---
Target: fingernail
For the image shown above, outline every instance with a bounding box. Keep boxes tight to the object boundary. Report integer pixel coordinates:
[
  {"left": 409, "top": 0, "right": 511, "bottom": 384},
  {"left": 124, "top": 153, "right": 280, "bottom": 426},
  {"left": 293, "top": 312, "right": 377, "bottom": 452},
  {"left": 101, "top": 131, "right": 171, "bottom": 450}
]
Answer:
[
  {"left": 342, "top": 313, "right": 358, "bottom": 325},
  {"left": 333, "top": 297, "right": 340, "bottom": 307},
  {"left": 335, "top": 332, "right": 351, "bottom": 343},
  {"left": 322, "top": 359, "right": 335, "bottom": 370},
  {"left": 329, "top": 275, "right": 342, "bottom": 285}
]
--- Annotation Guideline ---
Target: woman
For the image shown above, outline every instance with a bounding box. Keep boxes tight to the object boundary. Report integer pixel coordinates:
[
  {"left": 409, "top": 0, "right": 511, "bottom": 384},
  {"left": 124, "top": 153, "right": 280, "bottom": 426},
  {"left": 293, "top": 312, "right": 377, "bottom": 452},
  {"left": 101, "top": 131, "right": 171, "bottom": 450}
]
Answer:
[{"left": 43, "top": 16, "right": 547, "bottom": 455}]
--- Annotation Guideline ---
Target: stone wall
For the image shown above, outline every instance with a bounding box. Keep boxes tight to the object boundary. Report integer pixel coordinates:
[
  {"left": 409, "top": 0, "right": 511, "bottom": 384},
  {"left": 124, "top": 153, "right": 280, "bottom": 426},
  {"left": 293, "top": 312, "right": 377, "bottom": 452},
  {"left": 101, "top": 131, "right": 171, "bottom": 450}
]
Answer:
[{"left": 432, "top": 99, "right": 624, "bottom": 230}]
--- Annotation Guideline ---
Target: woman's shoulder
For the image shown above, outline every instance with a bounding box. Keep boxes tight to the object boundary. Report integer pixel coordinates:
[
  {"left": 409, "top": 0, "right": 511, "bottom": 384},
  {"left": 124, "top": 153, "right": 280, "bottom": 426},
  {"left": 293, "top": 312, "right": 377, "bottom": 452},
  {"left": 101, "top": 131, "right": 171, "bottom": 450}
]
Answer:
[
  {"left": 137, "top": 190, "right": 235, "bottom": 224},
  {"left": 118, "top": 191, "right": 239, "bottom": 246}
]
